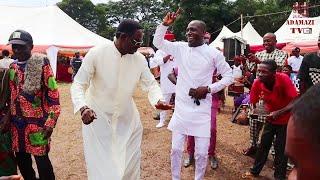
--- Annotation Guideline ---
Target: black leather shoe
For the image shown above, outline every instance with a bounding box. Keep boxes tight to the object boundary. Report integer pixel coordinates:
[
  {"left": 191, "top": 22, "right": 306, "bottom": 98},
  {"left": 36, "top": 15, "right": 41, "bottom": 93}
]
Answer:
[
  {"left": 210, "top": 156, "right": 218, "bottom": 169},
  {"left": 153, "top": 113, "right": 160, "bottom": 120},
  {"left": 183, "top": 155, "right": 194, "bottom": 168}
]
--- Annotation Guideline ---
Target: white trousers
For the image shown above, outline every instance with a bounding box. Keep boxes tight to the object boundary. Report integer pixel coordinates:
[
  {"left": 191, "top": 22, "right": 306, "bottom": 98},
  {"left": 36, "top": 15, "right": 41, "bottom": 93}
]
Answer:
[
  {"left": 171, "top": 131, "right": 210, "bottom": 180},
  {"left": 159, "top": 93, "right": 173, "bottom": 124}
]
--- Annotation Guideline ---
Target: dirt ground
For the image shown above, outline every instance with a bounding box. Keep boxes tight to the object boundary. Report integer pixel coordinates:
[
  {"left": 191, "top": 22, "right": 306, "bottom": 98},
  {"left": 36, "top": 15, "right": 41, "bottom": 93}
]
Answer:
[{"left": 50, "top": 83, "right": 275, "bottom": 180}]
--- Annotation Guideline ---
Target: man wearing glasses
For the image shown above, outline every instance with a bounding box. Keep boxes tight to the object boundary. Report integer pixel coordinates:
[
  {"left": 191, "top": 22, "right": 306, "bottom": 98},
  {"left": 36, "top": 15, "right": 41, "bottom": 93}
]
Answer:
[
  {"left": 71, "top": 19, "right": 170, "bottom": 179},
  {"left": 153, "top": 9, "right": 233, "bottom": 180}
]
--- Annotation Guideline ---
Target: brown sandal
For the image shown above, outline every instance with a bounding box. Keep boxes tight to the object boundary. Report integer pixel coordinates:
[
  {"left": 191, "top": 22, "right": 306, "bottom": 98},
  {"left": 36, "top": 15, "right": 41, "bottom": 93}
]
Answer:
[{"left": 241, "top": 172, "right": 257, "bottom": 179}]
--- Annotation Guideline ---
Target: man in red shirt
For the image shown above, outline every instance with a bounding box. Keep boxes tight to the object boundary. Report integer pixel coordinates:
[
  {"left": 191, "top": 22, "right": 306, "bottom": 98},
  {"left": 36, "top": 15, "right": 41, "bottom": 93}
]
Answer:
[{"left": 242, "top": 60, "right": 298, "bottom": 180}]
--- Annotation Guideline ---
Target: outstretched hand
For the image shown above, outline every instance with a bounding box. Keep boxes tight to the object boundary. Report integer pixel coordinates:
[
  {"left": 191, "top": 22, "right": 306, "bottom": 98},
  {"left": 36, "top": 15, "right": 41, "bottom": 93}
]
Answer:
[
  {"left": 266, "top": 110, "right": 282, "bottom": 122},
  {"left": 162, "top": 8, "right": 182, "bottom": 26},
  {"left": 155, "top": 101, "right": 173, "bottom": 110},
  {"left": 0, "top": 175, "right": 24, "bottom": 180}
]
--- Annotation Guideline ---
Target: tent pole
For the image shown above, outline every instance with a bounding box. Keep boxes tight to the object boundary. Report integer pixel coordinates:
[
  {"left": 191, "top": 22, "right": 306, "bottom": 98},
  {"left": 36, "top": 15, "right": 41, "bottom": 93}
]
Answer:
[
  {"left": 240, "top": 14, "right": 243, "bottom": 39},
  {"left": 240, "top": 14, "right": 245, "bottom": 55}
]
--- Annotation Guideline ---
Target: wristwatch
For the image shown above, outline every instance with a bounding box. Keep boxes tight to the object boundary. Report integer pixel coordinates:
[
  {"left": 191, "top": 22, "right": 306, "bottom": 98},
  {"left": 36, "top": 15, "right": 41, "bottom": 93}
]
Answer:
[{"left": 207, "top": 86, "right": 211, "bottom": 94}]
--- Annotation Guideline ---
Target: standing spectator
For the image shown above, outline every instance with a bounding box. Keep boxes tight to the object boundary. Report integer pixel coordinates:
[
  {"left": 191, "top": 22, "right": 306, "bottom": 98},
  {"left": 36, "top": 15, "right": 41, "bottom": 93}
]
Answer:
[
  {"left": 0, "top": 61, "right": 16, "bottom": 177},
  {"left": 247, "top": 33, "right": 287, "bottom": 71},
  {"left": 286, "top": 83, "right": 320, "bottom": 180},
  {"left": 241, "top": 60, "right": 297, "bottom": 180},
  {"left": 153, "top": 9, "right": 233, "bottom": 180},
  {"left": 70, "top": 51, "right": 82, "bottom": 80},
  {"left": 282, "top": 65, "right": 299, "bottom": 91},
  {"left": 287, "top": 47, "right": 303, "bottom": 73},
  {"left": 243, "top": 33, "right": 288, "bottom": 156},
  {"left": 0, "top": 50, "right": 14, "bottom": 69},
  {"left": 149, "top": 33, "right": 176, "bottom": 128},
  {"left": 7, "top": 30, "right": 60, "bottom": 180},
  {"left": 298, "top": 34, "right": 320, "bottom": 94}
]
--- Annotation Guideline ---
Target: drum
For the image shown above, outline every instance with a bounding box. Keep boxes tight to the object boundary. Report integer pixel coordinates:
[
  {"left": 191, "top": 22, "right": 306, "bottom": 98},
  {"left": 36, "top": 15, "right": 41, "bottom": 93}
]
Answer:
[{"left": 228, "top": 83, "right": 244, "bottom": 96}]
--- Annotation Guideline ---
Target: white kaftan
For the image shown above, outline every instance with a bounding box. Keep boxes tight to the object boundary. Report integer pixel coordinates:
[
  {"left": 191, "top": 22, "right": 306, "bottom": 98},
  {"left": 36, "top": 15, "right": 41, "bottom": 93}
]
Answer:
[
  {"left": 70, "top": 41, "right": 163, "bottom": 180},
  {"left": 153, "top": 24, "right": 233, "bottom": 138},
  {"left": 149, "top": 49, "right": 176, "bottom": 94}
]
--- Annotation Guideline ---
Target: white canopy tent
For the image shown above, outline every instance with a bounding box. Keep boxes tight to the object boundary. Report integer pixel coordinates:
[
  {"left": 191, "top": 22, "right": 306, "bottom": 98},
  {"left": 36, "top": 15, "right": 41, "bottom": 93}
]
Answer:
[
  {"left": 235, "top": 22, "right": 262, "bottom": 45},
  {"left": 0, "top": 5, "right": 110, "bottom": 76},
  {"left": 210, "top": 22, "right": 263, "bottom": 49},
  {"left": 275, "top": 11, "right": 320, "bottom": 43},
  {"left": 209, "top": 26, "right": 235, "bottom": 49}
]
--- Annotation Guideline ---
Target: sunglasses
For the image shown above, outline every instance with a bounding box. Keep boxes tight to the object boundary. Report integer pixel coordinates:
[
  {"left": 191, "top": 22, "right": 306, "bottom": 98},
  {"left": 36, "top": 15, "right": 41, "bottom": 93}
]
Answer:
[{"left": 131, "top": 39, "right": 143, "bottom": 46}]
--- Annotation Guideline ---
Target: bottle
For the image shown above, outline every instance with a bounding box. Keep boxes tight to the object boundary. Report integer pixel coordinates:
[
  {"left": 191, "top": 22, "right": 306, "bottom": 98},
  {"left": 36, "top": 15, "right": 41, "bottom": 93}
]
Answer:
[{"left": 254, "top": 91, "right": 269, "bottom": 116}]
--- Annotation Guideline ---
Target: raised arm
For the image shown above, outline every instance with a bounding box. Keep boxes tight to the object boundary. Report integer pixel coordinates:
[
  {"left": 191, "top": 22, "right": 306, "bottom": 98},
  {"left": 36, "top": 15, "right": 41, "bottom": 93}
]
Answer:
[
  {"left": 153, "top": 8, "right": 182, "bottom": 56},
  {"left": 149, "top": 50, "right": 169, "bottom": 68}
]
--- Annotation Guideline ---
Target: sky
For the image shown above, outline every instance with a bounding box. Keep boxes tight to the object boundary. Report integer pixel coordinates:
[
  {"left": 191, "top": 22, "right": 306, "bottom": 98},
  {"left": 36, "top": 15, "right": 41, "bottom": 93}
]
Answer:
[{"left": 0, "top": 0, "right": 117, "bottom": 7}]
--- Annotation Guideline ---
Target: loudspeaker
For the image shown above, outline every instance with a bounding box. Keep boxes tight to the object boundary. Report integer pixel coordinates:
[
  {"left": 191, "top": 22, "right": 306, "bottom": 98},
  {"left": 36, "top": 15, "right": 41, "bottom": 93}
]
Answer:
[
  {"left": 223, "top": 38, "right": 242, "bottom": 66},
  {"left": 244, "top": 44, "right": 250, "bottom": 56}
]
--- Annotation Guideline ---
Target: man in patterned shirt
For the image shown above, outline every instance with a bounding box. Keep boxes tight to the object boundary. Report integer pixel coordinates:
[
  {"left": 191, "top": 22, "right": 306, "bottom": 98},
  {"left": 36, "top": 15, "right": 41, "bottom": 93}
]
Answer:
[
  {"left": 7, "top": 30, "right": 60, "bottom": 180},
  {"left": 298, "top": 33, "right": 320, "bottom": 94},
  {"left": 243, "top": 32, "right": 288, "bottom": 156},
  {"left": 247, "top": 33, "right": 287, "bottom": 71}
]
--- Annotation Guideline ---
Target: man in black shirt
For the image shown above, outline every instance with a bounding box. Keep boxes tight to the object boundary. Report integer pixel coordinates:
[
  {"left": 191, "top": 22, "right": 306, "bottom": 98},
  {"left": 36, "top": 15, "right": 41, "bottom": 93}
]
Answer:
[
  {"left": 70, "top": 52, "right": 82, "bottom": 80},
  {"left": 298, "top": 34, "right": 320, "bottom": 94}
]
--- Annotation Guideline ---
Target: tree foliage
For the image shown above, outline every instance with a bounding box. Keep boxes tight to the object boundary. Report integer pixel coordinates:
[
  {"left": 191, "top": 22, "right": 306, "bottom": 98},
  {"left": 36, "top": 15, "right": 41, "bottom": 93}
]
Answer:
[
  {"left": 57, "top": 0, "right": 100, "bottom": 33},
  {"left": 57, "top": 0, "right": 320, "bottom": 44}
]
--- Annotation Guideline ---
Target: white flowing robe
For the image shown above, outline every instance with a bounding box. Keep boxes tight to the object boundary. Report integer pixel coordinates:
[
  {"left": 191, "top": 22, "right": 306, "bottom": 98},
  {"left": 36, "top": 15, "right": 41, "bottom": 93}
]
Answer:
[
  {"left": 70, "top": 41, "right": 163, "bottom": 180},
  {"left": 153, "top": 24, "right": 233, "bottom": 138}
]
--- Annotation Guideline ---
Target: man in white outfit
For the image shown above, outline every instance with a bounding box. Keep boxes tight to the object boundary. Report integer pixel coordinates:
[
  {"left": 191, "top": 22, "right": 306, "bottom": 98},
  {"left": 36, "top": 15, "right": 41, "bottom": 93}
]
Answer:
[
  {"left": 70, "top": 19, "right": 171, "bottom": 180},
  {"left": 153, "top": 9, "right": 233, "bottom": 180},
  {"left": 149, "top": 33, "right": 176, "bottom": 128},
  {"left": 287, "top": 47, "right": 303, "bottom": 73}
]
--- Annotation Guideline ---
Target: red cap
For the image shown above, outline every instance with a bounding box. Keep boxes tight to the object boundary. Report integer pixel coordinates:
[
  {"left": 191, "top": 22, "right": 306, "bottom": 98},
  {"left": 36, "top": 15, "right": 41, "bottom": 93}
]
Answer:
[{"left": 164, "top": 31, "right": 175, "bottom": 41}]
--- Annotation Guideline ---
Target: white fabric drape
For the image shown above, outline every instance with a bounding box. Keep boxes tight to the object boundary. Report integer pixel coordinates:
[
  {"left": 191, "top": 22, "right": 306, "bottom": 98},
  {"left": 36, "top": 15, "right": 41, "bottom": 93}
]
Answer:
[{"left": 46, "top": 45, "right": 59, "bottom": 77}]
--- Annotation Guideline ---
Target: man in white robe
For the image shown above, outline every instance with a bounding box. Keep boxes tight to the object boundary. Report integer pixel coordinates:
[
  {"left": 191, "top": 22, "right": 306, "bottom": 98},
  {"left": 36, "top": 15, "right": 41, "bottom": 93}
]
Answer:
[
  {"left": 153, "top": 10, "right": 233, "bottom": 180},
  {"left": 70, "top": 19, "right": 170, "bottom": 180},
  {"left": 149, "top": 33, "right": 176, "bottom": 128}
]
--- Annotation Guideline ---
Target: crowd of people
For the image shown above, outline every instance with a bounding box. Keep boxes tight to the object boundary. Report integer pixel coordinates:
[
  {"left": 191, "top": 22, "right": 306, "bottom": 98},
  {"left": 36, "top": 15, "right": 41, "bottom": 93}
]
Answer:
[{"left": 0, "top": 7, "right": 320, "bottom": 180}]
